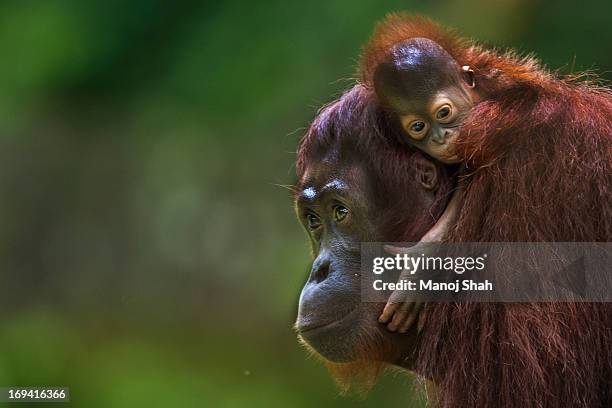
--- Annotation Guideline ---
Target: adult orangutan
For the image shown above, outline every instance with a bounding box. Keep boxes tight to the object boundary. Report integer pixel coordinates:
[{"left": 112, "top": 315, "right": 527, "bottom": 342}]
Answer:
[{"left": 295, "top": 15, "right": 611, "bottom": 408}]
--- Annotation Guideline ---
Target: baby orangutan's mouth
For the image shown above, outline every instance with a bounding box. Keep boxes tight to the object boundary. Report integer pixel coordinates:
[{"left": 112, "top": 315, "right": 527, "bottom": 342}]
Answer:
[
  {"left": 435, "top": 146, "right": 459, "bottom": 164},
  {"left": 440, "top": 154, "right": 459, "bottom": 164},
  {"left": 436, "top": 134, "right": 460, "bottom": 164}
]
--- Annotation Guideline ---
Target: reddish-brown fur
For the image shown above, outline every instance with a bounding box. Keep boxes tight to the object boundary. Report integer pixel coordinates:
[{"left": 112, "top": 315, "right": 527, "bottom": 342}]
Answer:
[
  {"left": 296, "top": 85, "right": 452, "bottom": 392},
  {"left": 360, "top": 14, "right": 612, "bottom": 407}
]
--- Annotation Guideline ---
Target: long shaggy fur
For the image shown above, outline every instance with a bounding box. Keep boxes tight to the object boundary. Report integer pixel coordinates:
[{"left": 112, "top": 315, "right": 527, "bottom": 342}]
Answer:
[{"left": 359, "top": 13, "right": 612, "bottom": 408}]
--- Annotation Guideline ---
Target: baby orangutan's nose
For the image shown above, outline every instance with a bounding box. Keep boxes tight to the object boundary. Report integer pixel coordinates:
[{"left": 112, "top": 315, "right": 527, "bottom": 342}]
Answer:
[
  {"left": 442, "top": 129, "right": 459, "bottom": 144},
  {"left": 432, "top": 130, "right": 449, "bottom": 144}
]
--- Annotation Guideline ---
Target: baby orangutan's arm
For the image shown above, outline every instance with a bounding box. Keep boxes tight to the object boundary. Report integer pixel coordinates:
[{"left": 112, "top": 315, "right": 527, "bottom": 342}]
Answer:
[{"left": 379, "top": 188, "right": 462, "bottom": 333}]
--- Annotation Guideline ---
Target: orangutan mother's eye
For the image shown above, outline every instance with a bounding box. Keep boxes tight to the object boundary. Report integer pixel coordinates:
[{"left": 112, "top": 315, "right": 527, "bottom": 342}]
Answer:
[
  {"left": 305, "top": 213, "right": 321, "bottom": 230},
  {"left": 333, "top": 205, "right": 349, "bottom": 222}
]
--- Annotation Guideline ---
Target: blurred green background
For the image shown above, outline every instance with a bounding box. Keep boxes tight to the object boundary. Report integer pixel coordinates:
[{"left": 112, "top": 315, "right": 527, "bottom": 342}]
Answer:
[{"left": 0, "top": 0, "right": 609, "bottom": 406}]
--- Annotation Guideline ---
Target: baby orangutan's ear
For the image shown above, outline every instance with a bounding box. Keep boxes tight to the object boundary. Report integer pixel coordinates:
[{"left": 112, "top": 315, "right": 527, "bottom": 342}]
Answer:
[
  {"left": 414, "top": 155, "right": 439, "bottom": 191},
  {"left": 462, "top": 65, "right": 475, "bottom": 88}
]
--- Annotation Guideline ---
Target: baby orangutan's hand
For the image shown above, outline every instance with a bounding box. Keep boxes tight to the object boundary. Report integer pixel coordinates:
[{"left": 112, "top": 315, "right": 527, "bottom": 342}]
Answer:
[
  {"left": 378, "top": 243, "right": 432, "bottom": 333},
  {"left": 378, "top": 269, "right": 423, "bottom": 333}
]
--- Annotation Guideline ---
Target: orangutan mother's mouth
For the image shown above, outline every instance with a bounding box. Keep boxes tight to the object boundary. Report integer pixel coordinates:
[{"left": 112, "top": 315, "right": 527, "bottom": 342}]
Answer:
[{"left": 297, "top": 308, "right": 359, "bottom": 334}]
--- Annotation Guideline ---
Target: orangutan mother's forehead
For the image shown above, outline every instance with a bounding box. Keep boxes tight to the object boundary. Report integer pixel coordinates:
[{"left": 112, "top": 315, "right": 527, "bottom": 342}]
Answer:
[{"left": 297, "top": 160, "right": 370, "bottom": 202}]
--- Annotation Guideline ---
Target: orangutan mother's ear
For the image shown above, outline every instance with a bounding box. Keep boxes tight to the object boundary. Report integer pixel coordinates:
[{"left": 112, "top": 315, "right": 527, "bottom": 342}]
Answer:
[{"left": 414, "top": 155, "right": 439, "bottom": 191}]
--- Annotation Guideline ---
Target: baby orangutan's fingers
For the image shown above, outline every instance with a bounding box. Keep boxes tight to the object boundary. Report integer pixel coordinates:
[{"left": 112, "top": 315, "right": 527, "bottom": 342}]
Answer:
[
  {"left": 379, "top": 284, "right": 410, "bottom": 323},
  {"left": 378, "top": 301, "right": 399, "bottom": 324},
  {"left": 386, "top": 302, "right": 415, "bottom": 332},
  {"left": 398, "top": 302, "right": 423, "bottom": 333}
]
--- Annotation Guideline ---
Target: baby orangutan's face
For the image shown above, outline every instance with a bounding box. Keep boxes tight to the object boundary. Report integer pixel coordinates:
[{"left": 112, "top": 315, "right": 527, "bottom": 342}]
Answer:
[
  {"left": 371, "top": 38, "right": 480, "bottom": 164},
  {"left": 399, "top": 85, "right": 475, "bottom": 164}
]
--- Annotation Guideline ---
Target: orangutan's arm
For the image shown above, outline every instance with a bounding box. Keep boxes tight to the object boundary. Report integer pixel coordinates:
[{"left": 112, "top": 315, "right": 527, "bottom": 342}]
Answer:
[{"left": 379, "top": 188, "right": 463, "bottom": 333}]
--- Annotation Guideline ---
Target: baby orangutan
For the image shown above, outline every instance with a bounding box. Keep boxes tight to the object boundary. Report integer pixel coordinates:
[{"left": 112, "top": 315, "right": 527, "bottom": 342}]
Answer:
[
  {"left": 373, "top": 37, "right": 479, "bottom": 164},
  {"left": 371, "top": 38, "right": 480, "bottom": 332}
]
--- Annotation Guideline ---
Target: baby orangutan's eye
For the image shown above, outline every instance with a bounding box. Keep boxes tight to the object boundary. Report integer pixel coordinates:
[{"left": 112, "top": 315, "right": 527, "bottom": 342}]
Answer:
[
  {"left": 407, "top": 120, "right": 429, "bottom": 140},
  {"left": 411, "top": 121, "right": 425, "bottom": 131},
  {"left": 436, "top": 105, "right": 452, "bottom": 121}
]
